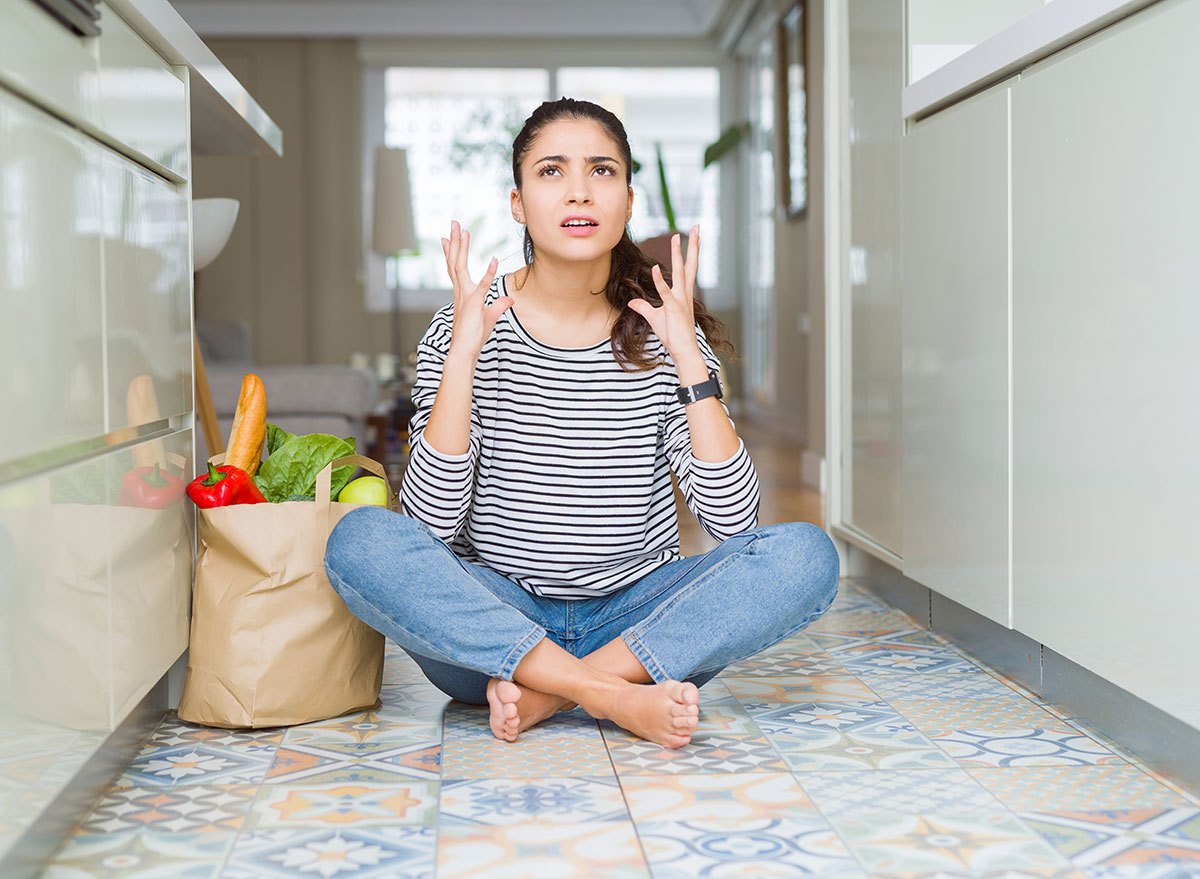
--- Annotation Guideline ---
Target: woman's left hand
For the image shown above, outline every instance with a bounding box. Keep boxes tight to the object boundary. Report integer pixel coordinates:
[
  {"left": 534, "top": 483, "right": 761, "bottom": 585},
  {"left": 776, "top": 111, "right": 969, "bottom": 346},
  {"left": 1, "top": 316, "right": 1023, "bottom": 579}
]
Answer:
[{"left": 628, "top": 225, "right": 703, "bottom": 362}]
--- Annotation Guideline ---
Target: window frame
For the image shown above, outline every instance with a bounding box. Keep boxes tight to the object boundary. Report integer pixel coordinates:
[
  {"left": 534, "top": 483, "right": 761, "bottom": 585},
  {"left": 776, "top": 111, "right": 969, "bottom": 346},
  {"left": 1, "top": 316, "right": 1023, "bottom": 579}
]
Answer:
[{"left": 359, "top": 38, "right": 742, "bottom": 313}]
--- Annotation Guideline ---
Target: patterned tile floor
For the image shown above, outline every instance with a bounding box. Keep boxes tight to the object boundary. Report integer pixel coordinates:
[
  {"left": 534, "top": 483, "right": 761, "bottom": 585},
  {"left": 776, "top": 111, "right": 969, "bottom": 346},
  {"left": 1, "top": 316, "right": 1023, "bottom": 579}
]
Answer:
[{"left": 39, "top": 578, "right": 1200, "bottom": 879}]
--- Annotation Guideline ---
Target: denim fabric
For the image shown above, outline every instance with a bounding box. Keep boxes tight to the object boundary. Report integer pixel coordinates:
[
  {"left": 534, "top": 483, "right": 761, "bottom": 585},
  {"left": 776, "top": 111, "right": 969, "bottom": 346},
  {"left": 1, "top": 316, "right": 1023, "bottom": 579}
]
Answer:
[{"left": 323, "top": 509, "right": 840, "bottom": 706}]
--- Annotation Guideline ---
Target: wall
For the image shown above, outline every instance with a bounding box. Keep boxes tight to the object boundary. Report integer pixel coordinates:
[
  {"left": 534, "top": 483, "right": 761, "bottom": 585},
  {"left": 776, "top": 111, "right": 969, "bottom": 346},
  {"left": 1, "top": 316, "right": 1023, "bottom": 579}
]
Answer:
[{"left": 737, "top": 0, "right": 827, "bottom": 474}]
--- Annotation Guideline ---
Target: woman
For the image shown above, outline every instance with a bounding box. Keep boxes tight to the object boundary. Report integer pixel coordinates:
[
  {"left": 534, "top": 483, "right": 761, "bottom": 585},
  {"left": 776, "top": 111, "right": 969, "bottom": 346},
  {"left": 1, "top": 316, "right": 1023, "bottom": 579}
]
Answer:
[{"left": 324, "top": 97, "right": 840, "bottom": 750}]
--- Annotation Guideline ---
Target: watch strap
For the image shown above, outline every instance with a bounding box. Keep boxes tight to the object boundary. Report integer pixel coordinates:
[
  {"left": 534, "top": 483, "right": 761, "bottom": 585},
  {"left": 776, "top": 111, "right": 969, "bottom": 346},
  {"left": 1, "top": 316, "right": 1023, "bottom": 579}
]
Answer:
[{"left": 676, "top": 369, "right": 722, "bottom": 405}]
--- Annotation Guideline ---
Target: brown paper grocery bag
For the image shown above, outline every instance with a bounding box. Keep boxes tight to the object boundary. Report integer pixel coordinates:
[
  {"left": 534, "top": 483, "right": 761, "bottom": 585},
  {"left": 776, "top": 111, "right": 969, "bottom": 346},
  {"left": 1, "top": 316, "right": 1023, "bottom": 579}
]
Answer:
[{"left": 177, "top": 454, "right": 389, "bottom": 729}]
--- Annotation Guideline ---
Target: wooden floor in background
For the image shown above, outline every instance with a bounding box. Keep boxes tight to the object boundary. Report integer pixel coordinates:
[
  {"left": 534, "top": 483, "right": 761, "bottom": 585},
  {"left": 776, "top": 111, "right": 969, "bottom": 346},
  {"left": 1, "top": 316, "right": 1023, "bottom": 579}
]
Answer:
[{"left": 675, "top": 416, "right": 824, "bottom": 557}]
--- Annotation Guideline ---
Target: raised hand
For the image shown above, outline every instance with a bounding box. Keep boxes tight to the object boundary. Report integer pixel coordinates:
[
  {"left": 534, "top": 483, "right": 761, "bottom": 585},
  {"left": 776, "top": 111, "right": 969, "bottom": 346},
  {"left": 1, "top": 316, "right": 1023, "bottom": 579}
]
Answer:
[
  {"left": 626, "top": 225, "right": 702, "bottom": 361},
  {"left": 441, "top": 219, "right": 513, "bottom": 359}
]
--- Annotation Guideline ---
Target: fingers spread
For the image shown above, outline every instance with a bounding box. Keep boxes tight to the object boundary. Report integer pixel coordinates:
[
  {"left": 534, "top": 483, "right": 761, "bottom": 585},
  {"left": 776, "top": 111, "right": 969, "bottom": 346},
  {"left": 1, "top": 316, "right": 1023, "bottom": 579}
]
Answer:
[
  {"left": 477, "top": 256, "right": 498, "bottom": 292},
  {"left": 447, "top": 227, "right": 460, "bottom": 285},
  {"left": 651, "top": 263, "right": 672, "bottom": 299},
  {"left": 457, "top": 227, "right": 471, "bottom": 278}
]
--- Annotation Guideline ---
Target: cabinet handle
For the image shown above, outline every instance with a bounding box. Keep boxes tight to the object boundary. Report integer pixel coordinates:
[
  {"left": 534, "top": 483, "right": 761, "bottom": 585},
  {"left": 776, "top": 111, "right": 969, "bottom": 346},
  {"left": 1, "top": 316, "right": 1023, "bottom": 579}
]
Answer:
[{"left": 33, "top": 0, "right": 102, "bottom": 37}]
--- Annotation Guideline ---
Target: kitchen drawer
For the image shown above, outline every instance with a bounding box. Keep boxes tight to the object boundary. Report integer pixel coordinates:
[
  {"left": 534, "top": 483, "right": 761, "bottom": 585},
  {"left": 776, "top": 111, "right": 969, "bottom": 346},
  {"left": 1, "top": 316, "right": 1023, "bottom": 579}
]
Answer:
[
  {"left": 0, "top": 88, "right": 106, "bottom": 467},
  {"left": 101, "top": 152, "right": 192, "bottom": 435},
  {"left": 0, "top": 434, "right": 192, "bottom": 732},
  {"left": 0, "top": 0, "right": 187, "bottom": 180},
  {"left": 0, "top": 0, "right": 102, "bottom": 134},
  {"left": 96, "top": 2, "right": 188, "bottom": 179}
]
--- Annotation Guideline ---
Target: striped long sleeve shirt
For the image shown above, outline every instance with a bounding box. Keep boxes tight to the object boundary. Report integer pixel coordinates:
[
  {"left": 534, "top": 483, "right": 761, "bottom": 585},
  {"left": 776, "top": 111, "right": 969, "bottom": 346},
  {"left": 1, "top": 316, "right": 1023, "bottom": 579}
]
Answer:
[{"left": 399, "top": 271, "right": 760, "bottom": 599}]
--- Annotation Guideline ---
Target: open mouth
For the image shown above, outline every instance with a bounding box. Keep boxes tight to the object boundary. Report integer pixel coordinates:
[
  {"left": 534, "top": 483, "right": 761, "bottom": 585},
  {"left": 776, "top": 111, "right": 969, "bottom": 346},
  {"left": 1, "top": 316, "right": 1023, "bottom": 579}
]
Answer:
[{"left": 561, "top": 220, "right": 600, "bottom": 236}]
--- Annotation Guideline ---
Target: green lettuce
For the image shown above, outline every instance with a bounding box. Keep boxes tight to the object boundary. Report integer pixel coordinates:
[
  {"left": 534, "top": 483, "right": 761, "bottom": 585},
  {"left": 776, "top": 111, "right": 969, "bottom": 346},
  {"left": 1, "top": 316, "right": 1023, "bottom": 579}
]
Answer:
[{"left": 252, "top": 423, "right": 356, "bottom": 503}]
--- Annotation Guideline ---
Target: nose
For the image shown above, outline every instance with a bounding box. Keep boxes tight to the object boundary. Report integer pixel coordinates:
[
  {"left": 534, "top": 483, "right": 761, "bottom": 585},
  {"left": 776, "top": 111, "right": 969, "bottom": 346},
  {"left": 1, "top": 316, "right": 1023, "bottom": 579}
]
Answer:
[{"left": 566, "top": 171, "right": 592, "bottom": 205}]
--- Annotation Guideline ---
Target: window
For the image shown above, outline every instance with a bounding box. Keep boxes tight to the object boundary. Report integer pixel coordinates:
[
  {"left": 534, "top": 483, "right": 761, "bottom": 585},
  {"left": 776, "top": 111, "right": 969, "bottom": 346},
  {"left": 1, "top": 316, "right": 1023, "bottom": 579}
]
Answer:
[
  {"left": 744, "top": 32, "right": 776, "bottom": 405},
  {"left": 556, "top": 68, "right": 721, "bottom": 293},
  {"left": 379, "top": 68, "right": 549, "bottom": 301},
  {"left": 367, "top": 63, "right": 724, "bottom": 311}
]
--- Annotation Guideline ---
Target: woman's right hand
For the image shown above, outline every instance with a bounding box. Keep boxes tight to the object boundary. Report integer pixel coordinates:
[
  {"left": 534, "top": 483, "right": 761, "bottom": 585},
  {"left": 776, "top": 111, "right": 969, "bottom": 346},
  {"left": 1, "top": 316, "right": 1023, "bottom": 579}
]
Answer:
[{"left": 441, "top": 220, "right": 513, "bottom": 359}]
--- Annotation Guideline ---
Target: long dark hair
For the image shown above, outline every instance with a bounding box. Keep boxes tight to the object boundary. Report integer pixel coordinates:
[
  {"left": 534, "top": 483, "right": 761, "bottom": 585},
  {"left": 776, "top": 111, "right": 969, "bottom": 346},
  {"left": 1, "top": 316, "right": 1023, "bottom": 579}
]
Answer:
[{"left": 511, "top": 97, "right": 735, "bottom": 372}]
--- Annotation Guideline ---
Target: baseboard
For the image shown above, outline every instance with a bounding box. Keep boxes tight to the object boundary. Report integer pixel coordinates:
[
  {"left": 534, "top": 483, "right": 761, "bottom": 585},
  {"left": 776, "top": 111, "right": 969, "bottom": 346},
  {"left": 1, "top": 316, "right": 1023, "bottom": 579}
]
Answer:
[
  {"left": 0, "top": 672, "right": 171, "bottom": 878},
  {"left": 842, "top": 546, "right": 1200, "bottom": 801}
]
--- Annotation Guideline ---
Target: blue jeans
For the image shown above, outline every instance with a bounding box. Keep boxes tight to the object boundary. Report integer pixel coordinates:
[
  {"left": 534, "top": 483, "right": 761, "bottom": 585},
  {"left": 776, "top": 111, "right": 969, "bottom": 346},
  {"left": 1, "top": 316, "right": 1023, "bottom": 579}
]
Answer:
[{"left": 323, "top": 510, "right": 840, "bottom": 706}]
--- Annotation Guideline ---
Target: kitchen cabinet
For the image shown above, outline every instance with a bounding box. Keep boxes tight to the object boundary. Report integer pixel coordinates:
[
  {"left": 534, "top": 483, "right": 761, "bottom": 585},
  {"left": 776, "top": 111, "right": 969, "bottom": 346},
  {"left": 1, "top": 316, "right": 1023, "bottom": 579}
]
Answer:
[
  {"left": 894, "top": 0, "right": 1200, "bottom": 730},
  {"left": 0, "top": 0, "right": 281, "bottom": 869},
  {"left": 1010, "top": 0, "right": 1200, "bottom": 730},
  {"left": 901, "top": 81, "right": 1012, "bottom": 628}
]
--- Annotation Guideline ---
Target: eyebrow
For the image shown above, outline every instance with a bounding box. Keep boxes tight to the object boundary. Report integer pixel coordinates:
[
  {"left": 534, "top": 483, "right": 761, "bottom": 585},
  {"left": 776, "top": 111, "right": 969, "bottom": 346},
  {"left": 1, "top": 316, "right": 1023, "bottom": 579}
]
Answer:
[{"left": 533, "top": 155, "right": 618, "bottom": 165}]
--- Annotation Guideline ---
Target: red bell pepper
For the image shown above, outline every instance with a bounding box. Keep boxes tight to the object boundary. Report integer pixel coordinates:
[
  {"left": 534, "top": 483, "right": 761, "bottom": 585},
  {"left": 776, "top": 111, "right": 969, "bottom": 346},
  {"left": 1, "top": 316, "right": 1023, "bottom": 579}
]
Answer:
[
  {"left": 118, "top": 462, "right": 186, "bottom": 508},
  {"left": 186, "top": 462, "right": 267, "bottom": 509}
]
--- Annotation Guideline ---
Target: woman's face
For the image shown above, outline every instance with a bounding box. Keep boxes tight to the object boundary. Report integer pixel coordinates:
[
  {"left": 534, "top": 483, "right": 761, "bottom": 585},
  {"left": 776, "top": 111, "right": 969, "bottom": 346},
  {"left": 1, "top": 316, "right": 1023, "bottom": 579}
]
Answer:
[{"left": 512, "top": 117, "right": 633, "bottom": 263}]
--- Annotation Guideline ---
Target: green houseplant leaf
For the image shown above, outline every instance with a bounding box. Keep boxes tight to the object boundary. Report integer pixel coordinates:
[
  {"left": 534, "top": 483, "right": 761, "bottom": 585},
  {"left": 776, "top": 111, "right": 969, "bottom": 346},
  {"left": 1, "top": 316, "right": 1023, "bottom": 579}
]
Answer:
[
  {"left": 640, "top": 122, "right": 751, "bottom": 235},
  {"left": 703, "top": 121, "right": 752, "bottom": 168},
  {"left": 655, "top": 142, "right": 678, "bottom": 234}
]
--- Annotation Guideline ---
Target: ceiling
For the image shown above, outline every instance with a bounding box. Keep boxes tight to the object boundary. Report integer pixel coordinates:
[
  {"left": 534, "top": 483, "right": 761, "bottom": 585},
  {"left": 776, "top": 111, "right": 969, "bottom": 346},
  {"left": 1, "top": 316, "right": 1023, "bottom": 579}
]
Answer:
[{"left": 170, "top": 0, "right": 747, "bottom": 40}]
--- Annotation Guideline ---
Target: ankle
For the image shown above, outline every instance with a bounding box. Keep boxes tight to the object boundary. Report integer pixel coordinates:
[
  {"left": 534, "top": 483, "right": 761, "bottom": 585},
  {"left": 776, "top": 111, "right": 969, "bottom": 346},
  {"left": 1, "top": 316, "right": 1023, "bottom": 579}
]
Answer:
[{"left": 571, "top": 667, "right": 625, "bottom": 720}]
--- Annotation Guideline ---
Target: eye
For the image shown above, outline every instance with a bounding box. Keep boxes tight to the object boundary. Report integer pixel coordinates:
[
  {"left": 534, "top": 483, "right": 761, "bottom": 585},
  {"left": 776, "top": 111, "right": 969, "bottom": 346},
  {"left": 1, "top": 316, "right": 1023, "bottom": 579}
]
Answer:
[{"left": 537, "top": 164, "right": 619, "bottom": 177}]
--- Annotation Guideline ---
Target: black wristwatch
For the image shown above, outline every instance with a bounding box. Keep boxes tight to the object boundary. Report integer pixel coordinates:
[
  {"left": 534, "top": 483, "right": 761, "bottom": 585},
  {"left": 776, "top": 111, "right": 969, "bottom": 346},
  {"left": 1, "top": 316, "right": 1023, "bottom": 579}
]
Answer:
[{"left": 676, "top": 369, "right": 723, "bottom": 405}]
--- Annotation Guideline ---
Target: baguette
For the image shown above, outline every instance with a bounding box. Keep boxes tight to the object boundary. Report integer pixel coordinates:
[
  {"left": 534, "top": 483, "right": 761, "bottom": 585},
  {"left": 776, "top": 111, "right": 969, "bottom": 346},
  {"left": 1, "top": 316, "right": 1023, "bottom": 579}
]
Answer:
[{"left": 225, "top": 372, "right": 266, "bottom": 477}]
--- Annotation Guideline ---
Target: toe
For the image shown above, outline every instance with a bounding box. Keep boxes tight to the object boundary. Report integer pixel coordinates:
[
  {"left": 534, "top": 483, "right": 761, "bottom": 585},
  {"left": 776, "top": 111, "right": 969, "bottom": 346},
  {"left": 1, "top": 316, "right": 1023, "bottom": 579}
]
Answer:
[{"left": 668, "top": 680, "right": 700, "bottom": 706}]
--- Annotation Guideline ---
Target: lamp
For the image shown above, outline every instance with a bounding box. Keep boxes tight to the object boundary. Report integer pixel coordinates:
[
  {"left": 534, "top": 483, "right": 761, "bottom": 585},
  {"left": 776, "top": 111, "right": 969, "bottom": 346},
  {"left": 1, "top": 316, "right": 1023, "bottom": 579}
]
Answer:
[
  {"left": 193, "top": 198, "right": 240, "bottom": 271},
  {"left": 371, "top": 146, "right": 418, "bottom": 383}
]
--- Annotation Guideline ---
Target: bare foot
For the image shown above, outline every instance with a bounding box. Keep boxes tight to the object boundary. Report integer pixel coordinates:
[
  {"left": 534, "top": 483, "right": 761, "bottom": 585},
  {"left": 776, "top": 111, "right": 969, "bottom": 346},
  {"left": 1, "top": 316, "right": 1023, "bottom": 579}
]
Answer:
[
  {"left": 485, "top": 677, "right": 579, "bottom": 742},
  {"left": 590, "top": 679, "right": 701, "bottom": 749},
  {"left": 485, "top": 677, "right": 520, "bottom": 742}
]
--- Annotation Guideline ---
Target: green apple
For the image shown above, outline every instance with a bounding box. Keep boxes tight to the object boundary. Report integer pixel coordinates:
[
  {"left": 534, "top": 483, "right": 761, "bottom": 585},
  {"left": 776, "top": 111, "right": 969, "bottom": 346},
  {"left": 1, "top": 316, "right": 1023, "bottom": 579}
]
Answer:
[{"left": 337, "top": 475, "right": 388, "bottom": 506}]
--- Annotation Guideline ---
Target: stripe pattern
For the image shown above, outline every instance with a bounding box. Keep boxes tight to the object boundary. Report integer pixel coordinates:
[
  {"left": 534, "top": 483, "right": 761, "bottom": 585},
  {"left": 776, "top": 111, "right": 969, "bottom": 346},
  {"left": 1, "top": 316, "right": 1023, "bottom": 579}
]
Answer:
[{"left": 399, "top": 272, "right": 760, "bottom": 598}]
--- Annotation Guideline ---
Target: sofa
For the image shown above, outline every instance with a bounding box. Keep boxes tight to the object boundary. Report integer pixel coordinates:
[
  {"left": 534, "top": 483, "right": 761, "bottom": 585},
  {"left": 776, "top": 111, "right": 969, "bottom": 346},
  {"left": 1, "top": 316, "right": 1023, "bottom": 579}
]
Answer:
[{"left": 194, "top": 318, "right": 381, "bottom": 479}]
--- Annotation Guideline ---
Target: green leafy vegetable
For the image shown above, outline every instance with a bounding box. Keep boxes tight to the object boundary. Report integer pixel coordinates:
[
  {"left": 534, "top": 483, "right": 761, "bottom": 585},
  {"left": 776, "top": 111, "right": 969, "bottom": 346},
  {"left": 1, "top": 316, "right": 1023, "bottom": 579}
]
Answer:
[
  {"left": 252, "top": 423, "right": 356, "bottom": 503},
  {"left": 265, "top": 423, "right": 294, "bottom": 457}
]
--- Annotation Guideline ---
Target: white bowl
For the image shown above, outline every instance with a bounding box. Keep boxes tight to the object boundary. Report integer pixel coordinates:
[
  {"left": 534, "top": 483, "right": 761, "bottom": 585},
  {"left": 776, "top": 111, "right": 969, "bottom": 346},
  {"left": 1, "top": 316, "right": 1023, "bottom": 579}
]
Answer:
[{"left": 192, "top": 198, "right": 240, "bottom": 271}]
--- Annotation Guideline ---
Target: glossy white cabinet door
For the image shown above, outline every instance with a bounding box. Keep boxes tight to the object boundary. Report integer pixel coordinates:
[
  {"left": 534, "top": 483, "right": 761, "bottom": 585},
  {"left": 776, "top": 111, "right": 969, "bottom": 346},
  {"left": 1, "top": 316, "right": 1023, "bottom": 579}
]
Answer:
[
  {"left": 1012, "top": 0, "right": 1200, "bottom": 728},
  {"left": 0, "top": 0, "right": 102, "bottom": 134},
  {"left": 100, "top": 153, "right": 191, "bottom": 434},
  {"left": 107, "top": 433, "right": 193, "bottom": 723},
  {"left": 96, "top": 5, "right": 189, "bottom": 179},
  {"left": 0, "top": 89, "right": 105, "bottom": 464},
  {"left": 901, "top": 82, "right": 1011, "bottom": 627},
  {"left": 0, "top": 432, "right": 192, "bottom": 855},
  {"left": 0, "top": 0, "right": 188, "bottom": 181},
  {"left": 845, "top": 0, "right": 905, "bottom": 553}
]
